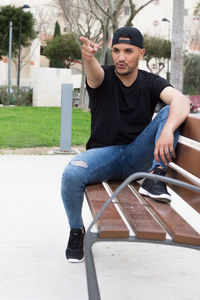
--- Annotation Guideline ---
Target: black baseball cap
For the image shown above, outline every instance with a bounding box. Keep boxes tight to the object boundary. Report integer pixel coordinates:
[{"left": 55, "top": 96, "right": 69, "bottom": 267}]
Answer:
[{"left": 112, "top": 27, "right": 144, "bottom": 49}]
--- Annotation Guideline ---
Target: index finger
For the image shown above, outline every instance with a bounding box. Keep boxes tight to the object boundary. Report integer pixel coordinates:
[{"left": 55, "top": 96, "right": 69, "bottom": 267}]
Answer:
[{"left": 80, "top": 36, "right": 91, "bottom": 45}]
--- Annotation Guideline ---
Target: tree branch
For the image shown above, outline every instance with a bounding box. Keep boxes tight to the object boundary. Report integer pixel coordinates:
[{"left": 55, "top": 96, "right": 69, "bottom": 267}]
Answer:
[
  {"left": 125, "top": 0, "right": 154, "bottom": 27},
  {"left": 92, "top": 0, "right": 111, "bottom": 18}
]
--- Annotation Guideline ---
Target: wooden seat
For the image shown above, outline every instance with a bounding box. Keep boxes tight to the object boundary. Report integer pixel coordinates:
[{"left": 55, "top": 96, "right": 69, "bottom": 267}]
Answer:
[
  {"left": 86, "top": 180, "right": 200, "bottom": 246},
  {"left": 85, "top": 184, "right": 129, "bottom": 238}
]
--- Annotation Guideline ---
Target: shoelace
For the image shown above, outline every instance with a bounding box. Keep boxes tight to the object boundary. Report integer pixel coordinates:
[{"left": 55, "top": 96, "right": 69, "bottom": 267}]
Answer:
[{"left": 68, "top": 231, "right": 83, "bottom": 248}]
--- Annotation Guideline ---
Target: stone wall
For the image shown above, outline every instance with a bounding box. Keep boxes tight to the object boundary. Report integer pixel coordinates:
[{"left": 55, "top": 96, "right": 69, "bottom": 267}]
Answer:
[{"left": 32, "top": 67, "right": 81, "bottom": 106}]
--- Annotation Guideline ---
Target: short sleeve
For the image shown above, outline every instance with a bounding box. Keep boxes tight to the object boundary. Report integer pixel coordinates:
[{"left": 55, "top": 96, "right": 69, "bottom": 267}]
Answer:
[{"left": 151, "top": 75, "right": 173, "bottom": 98}]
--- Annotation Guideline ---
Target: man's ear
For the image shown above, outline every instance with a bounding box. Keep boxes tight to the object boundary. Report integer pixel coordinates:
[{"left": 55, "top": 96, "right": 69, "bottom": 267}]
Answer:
[{"left": 139, "top": 48, "right": 145, "bottom": 60}]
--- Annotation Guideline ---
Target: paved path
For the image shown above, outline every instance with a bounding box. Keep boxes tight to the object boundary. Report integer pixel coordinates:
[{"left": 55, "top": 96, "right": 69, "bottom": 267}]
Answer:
[{"left": 0, "top": 154, "right": 199, "bottom": 300}]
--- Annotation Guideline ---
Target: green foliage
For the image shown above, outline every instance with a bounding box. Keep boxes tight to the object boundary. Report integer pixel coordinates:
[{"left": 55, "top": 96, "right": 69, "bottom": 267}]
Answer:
[
  {"left": 0, "top": 5, "right": 36, "bottom": 57},
  {"left": 0, "top": 86, "right": 32, "bottom": 106},
  {"left": 144, "top": 34, "right": 171, "bottom": 60},
  {"left": 53, "top": 21, "right": 61, "bottom": 38},
  {"left": 143, "top": 34, "right": 171, "bottom": 73},
  {"left": 44, "top": 33, "right": 81, "bottom": 68},
  {"left": 51, "top": 21, "right": 62, "bottom": 68},
  {"left": 0, "top": 107, "right": 90, "bottom": 148},
  {"left": 194, "top": 2, "right": 200, "bottom": 15},
  {"left": 184, "top": 54, "right": 200, "bottom": 95}
]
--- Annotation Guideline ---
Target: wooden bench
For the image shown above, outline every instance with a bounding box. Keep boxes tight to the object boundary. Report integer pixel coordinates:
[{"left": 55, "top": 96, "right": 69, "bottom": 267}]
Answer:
[{"left": 84, "top": 115, "right": 200, "bottom": 300}]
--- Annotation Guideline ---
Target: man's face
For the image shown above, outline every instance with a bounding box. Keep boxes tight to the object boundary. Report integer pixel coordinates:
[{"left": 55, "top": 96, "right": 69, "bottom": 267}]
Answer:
[{"left": 112, "top": 39, "right": 145, "bottom": 76}]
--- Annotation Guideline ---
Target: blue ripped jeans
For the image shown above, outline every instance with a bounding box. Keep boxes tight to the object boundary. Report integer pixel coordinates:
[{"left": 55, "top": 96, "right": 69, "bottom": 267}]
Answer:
[{"left": 61, "top": 106, "right": 180, "bottom": 229}]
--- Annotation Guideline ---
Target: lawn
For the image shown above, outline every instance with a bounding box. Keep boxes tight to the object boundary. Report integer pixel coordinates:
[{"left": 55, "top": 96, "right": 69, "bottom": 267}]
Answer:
[{"left": 0, "top": 106, "right": 91, "bottom": 149}]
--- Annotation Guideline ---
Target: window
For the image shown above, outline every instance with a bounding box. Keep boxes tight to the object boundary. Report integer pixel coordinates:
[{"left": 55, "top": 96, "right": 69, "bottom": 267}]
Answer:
[
  {"left": 152, "top": 20, "right": 160, "bottom": 27},
  {"left": 151, "top": 63, "right": 157, "bottom": 70}
]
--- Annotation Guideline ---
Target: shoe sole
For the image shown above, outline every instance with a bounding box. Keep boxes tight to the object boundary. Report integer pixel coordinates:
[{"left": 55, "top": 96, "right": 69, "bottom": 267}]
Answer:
[
  {"left": 67, "top": 257, "right": 85, "bottom": 263},
  {"left": 138, "top": 187, "right": 172, "bottom": 203}
]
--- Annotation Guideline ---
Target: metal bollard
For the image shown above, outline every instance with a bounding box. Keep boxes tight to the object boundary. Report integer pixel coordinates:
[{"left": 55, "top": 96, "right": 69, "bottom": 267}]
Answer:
[{"left": 60, "top": 84, "right": 73, "bottom": 152}]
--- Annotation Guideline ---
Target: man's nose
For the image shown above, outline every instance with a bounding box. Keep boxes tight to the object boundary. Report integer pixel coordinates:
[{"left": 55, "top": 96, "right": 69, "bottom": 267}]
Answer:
[{"left": 118, "top": 52, "right": 125, "bottom": 61}]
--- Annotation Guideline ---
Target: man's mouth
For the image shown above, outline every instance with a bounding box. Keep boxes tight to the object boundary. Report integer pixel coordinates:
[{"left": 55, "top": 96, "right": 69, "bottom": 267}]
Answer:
[{"left": 116, "top": 62, "right": 128, "bottom": 69}]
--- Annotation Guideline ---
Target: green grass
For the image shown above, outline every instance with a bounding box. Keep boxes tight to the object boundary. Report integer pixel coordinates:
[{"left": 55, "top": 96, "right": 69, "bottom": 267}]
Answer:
[{"left": 0, "top": 106, "right": 91, "bottom": 149}]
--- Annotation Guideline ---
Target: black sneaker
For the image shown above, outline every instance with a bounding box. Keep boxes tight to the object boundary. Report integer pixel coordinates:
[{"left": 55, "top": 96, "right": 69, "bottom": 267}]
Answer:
[
  {"left": 139, "top": 167, "right": 172, "bottom": 203},
  {"left": 66, "top": 227, "right": 85, "bottom": 263}
]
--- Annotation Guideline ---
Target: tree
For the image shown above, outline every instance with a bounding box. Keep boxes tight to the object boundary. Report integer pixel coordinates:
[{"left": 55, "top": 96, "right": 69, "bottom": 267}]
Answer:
[
  {"left": 55, "top": 0, "right": 154, "bottom": 64},
  {"left": 49, "top": 21, "right": 62, "bottom": 67},
  {"left": 183, "top": 54, "right": 200, "bottom": 95},
  {"left": 44, "top": 33, "right": 81, "bottom": 68},
  {"left": 0, "top": 5, "right": 36, "bottom": 58},
  {"left": 54, "top": 0, "right": 105, "bottom": 110},
  {"left": 170, "top": 0, "right": 184, "bottom": 92},
  {"left": 91, "top": 0, "right": 154, "bottom": 32},
  {"left": 53, "top": 20, "right": 61, "bottom": 37},
  {"left": 143, "top": 34, "right": 171, "bottom": 74}
]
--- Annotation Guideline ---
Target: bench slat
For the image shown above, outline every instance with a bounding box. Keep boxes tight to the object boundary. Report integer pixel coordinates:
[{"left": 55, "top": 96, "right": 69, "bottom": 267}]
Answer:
[
  {"left": 132, "top": 183, "right": 200, "bottom": 246},
  {"left": 85, "top": 184, "right": 129, "bottom": 238},
  {"left": 173, "top": 143, "right": 200, "bottom": 178},
  {"left": 181, "top": 116, "right": 200, "bottom": 142},
  {"left": 108, "top": 182, "right": 166, "bottom": 240},
  {"left": 167, "top": 168, "right": 200, "bottom": 214}
]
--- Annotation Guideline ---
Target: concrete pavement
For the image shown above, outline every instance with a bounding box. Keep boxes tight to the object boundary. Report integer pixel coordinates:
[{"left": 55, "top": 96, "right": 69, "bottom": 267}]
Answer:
[{"left": 0, "top": 154, "right": 200, "bottom": 300}]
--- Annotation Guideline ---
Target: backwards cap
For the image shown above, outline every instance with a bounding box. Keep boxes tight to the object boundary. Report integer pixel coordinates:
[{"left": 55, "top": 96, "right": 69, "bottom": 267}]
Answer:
[{"left": 112, "top": 27, "right": 144, "bottom": 49}]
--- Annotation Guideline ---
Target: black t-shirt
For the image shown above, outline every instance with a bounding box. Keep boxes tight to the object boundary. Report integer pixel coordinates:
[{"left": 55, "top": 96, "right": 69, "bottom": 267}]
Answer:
[{"left": 86, "top": 66, "right": 171, "bottom": 150}]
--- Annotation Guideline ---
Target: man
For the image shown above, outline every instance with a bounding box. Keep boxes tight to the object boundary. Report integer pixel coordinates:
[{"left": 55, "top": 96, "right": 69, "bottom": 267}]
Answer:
[{"left": 61, "top": 27, "right": 190, "bottom": 263}]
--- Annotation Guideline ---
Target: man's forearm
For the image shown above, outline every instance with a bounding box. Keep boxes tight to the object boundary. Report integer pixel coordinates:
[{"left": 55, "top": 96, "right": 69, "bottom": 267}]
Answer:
[
  {"left": 164, "top": 95, "right": 190, "bottom": 133},
  {"left": 84, "top": 57, "right": 104, "bottom": 89}
]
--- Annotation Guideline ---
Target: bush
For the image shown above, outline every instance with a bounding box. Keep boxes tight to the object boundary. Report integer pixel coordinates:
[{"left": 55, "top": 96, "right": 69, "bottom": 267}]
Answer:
[
  {"left": 183, "top": 54, "right": 200, "bottom": 95},
  {"left": 0, "top": 86, "right": 32, "bottom": 106},
  {"left": 44, "top": 33, "right": 81, "bottom": 69}
]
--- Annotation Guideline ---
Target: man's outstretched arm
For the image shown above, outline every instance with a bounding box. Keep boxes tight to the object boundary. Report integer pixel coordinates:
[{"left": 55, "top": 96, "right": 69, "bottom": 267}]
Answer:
[{"left": 80, "top": 37, "right": 104, "bottom": 89}]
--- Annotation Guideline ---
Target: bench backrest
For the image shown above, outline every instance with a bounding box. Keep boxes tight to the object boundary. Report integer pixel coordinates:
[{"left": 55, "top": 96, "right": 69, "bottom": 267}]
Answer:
[{"left": 167, "top": 115, "right": 200, "bottom": 213}]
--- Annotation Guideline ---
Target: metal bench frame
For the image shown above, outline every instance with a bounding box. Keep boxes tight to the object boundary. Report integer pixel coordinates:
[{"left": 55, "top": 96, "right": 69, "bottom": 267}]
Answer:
[{"left": 84, "top": 172, "right": 200, "bottom": 300}]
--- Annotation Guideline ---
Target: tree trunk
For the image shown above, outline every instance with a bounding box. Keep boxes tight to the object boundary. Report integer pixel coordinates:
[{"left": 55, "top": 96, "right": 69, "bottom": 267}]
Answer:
[
  {"left": 170, "top": 0, "right": 184, "bottom": 92},
  {"left": 79, "top": 61, "right": 86, "bottom": 109}
]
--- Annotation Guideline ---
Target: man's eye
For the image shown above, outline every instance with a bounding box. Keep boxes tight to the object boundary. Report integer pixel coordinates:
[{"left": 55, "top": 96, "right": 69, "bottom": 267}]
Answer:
[
  {"left": 113, "top": 49, "right": 120, "bottom": 53},
  {"left": 125, "top": 49, "right": 133, "bottom": 54}
]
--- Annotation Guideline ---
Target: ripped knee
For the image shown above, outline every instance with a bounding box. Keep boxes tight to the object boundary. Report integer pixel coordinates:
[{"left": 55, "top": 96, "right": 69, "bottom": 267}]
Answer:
[{"left": 70, "top": 160, "right": 88, "bottom": 168}]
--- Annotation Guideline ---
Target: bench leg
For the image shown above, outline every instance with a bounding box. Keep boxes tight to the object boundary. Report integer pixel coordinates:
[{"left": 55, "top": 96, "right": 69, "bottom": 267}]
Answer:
[{"left": 85, "top": 232, "right": 101, "bottom": 300}]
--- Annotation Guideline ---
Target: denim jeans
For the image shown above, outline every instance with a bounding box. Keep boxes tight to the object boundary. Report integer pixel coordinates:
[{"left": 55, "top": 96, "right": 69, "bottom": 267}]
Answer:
[{"left": 61, "top": 106, "right": 180, "bottom": 229}]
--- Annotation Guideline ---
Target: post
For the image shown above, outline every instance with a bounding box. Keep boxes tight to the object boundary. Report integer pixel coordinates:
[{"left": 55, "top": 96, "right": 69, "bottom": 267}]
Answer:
[
  {"left": 17, "top": 8, "right": 22, "bottom": 87},
  {"left": 17, "top": 4, "right": 31, "bottom": 87},
  {"left": 60, "top": 84, "right": 73, "bottom": 152},
  {"left": 167, "top": 21, "right": 170, "bottom": 81},
  {"left": 162, "top": 18, "right": 170, "bottom": 81},
  {"left": 8, "top": 21, "right": 12, "bottom": 101}
]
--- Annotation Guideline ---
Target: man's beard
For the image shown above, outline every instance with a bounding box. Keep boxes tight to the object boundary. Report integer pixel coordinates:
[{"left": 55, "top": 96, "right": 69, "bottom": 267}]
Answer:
[{"left": 114, "top": 68, "right": 130, "bottom": 76}]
